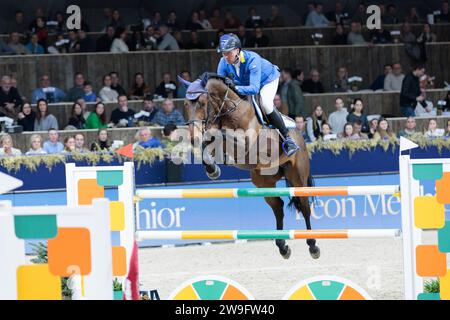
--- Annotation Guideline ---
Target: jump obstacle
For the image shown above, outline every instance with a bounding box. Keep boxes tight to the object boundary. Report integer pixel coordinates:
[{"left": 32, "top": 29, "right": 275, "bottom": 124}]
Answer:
[{"left": 1, "top": 138, "right": 450, "bottom": 299}]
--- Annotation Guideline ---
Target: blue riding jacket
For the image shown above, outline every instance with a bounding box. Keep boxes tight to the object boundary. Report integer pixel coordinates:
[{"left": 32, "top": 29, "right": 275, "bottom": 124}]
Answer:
[{"left": 217, "top": 50, "right": 280, "bottom": 96}]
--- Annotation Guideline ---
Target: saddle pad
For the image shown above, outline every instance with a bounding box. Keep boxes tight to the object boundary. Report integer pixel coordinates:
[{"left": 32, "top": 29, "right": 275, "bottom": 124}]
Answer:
[{"left": 250, "top": 95, "right": 296, "bottom": 129}]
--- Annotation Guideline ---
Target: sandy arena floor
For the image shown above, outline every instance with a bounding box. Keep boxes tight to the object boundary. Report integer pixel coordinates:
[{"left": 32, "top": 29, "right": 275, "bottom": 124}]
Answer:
[{"left": 137, "top": 232, "right": 439, "bottom": 300}]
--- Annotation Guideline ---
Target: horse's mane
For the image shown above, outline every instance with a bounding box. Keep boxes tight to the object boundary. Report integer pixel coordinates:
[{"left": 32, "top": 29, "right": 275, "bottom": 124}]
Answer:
[{"left": 205, "top": 77, "right": 241, "bottom": 101}]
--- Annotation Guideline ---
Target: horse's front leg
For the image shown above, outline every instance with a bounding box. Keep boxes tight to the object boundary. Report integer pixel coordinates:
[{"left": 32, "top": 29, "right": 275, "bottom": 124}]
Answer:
[{"left": 202, "top": 140, "right": 221, "bottom": 180}]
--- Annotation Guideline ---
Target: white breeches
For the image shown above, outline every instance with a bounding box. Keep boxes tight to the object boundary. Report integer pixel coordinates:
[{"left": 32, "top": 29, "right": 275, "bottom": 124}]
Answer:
[{"left": 259, "top": 77, "right": 280, "bottom": 115}]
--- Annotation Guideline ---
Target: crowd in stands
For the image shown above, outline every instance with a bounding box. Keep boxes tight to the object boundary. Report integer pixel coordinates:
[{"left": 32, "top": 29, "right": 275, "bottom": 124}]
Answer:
[{"left": 0, "top": 1, "right": 448, "bottom": 55}]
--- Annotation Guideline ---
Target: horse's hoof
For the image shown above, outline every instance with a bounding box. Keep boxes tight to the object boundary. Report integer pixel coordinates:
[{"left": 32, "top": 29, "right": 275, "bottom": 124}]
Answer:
[
  {"left": 206, "top": 166, "right": 221, "bottom": 180},
  {"left": 309, "top": 246, "right": 320, "bottom": 259},
  {"left": 280, "top": 246, "right": 291, "bottom": 259}
]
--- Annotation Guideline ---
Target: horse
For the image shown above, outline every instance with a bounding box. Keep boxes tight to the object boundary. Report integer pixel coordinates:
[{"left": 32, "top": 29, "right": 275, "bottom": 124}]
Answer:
[{"left": 180, "top": 74, "right": 320, "bottom": 260}]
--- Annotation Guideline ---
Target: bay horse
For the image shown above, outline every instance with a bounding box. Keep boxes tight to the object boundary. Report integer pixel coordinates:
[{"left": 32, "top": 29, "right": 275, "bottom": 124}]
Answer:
[{"left": 181, "top": 74, "right": 320, "bottom": 260}]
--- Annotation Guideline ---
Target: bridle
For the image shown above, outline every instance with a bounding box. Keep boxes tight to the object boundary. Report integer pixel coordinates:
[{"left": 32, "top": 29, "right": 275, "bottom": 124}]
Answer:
[{"left": 186, "top": 85, "right": 244, "bottom": 132}]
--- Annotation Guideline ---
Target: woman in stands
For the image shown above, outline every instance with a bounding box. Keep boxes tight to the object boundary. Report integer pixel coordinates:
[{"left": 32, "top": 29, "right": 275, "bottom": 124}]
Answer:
[
  {"left": 85, "top": 102, "right": 108, "bottom": 129},
  {"left": 34, "top": 99, "right": 59, "bottom": 131},
  {"left": 91, "top": 129, "right": 110, "bottom": 152},
  {"left": 129, "top": 73, "right": 151, "bottom": 100},
  {"left": 25, "top": 134, "right": 47, "bottom": 155},
  {"left": 17, "top": 102, "right": 36, "bottom": 132},
  {"left": 62, "top": 136, "right": 76, "bottom": 153},
  {"left": 67, "top": 102, "right": 86, "bottom": 129},
  {"left": 425, "top": 119, "right": 445, "bottom": 138},
  {"left": 372, "top": 118, "right": 396, "bottom": 142},
  {"left": 216, "top": 33, "right": 299, "bottom": 156},
  {"left": 346, "top": 98, "right": 369, "bottom": 133},
  {"left": 306, "top": 105, "right": 328, "bottom": 142}
]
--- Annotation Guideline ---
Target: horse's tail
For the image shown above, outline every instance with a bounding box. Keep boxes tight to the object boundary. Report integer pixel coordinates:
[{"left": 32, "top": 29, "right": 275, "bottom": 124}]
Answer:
[{"left": 286, "top": 174, "right": 316, "bottom": 212}]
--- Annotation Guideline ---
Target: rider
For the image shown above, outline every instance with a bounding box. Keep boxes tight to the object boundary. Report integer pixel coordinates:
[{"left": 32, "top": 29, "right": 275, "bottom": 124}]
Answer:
[{"left": 216, "top": 33, "right": 300, "bottom": 157}]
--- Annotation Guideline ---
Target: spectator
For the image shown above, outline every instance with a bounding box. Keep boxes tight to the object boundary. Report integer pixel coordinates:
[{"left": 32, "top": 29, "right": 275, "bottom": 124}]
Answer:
[
  {"left": 6, "top": 10, "right": 28, "bottom": 35},
  {"left": 400, "top": 64, "right": 426, "bottom": 117},
  {"left": 306, "top": 105, "right": 327, "bottom": 142},
  {"left": 85, "top": 102, "right": 108, "bottom": 129},
  {"left": 425, "top": 119, "right": 445, "bottom": 138},
  {"left": 157, "top": 24, "right": 180, "bottom": 50},
  {"left": 417, "top": 23, "right": 437, "bottom": 44},
  {"left": 110, "top": 95, "right": 136, "bottom": 127},
  {"left": 78, "top": 29, "right": 96, "bottom": 52},
  {"left": 236, "top": 25, "right": 250, "bottom": 48},
  {"left": 76, "top": 98, "right": 90, "bottom": 120},
  {"left": 109, "top": 72, "right": 127, "bottom": 96},
  {"left": 154, "top": 73, "right": 177, "bottom": 98},
  {"left": 0, "top": 134, "right": 22, "bottom": 156},
  {"left": 368, "top": 118, "right": 379, "bottom": 139},
  {"left": 372, "top": 118, "right": 396, "bottom": 142},
  {"left": 99, "top": 74, "right": 119, "bottom": 102},
  {"left": 321, "top": 123, "right": 337, "bottom": 141},
  {"left": 62, "top": 136, "right": 76, "bottom": 153},
  {"left": 280, "top": 68, "right": 305, "bottom": 118},
  {"left": 8, "top": 32, "right": 30, "bottom": 55},
  {"left": 74, "top": 133, "right": 88, "bottom": 152},
  {"left": 177, "top": 71, "right": 191, "bottom": 98},
  {"left": 442, "top": 91, "right": 450, "bottom": 114},
  {"left": 326, "top": 1, "right": 349, "bottom": 25},
  {"left": 384, "top": 63, "right": 405, "bottom": 91},
  {"left": 332, "top": 23, "right": 348, "bottom": 45},
  {"left": 110, "top": 26, "right": 129, "bottom": 53},
  {"left": 370, "top": 24, "right": 393, "bottom": 44},
  {"left": 398, "top": 117, "right": 418, "bottom": 138},
  {"left": 0, "top": 75, "right": 23, "bottom": 118},
  {"left": 293, "top": 69, "right": 305, "bottom": 84},
  {"left": 153, "top": 98, "right": 185, "bottom": 126},
  {"left": 110, "top": 9, "right": 125, "bottom": 29},
  {"left": 28, "top": 8, "right": 46, "bottom": 31},
  {"left": 0, "top": 39, "right": 15, "bottom": 56},
  {"left": 43, "top": 129, "right": 64, "bottom": 154},
  {"left": 415, "top": 91, "right": 436, "bottom": 117},
  {"left": 173, "top": 30, "right": 185, "bottom": 49},
  {"left": 186, "top": 11, "right": 205, "bottom": 30},
  {"left": 209, "top": 8, "right": 224, "bottom": 29},
  {"left": 245, "top": 7, "right": 264, "bottom": 29},
  {"left": 34, "top": 99, "right": 58, "bottom": 131},
  {"left": 401, "top": 23, "right": 420, "bottom": 62},
  {"left": 224, "top": 10, "right": 241, "bottom": 29},
  {"left": 328, "top": 97, "right": 348, "bottom": 135},
  {"left": 198, "top": 9, "right": 213, "bottom": 29},
  {"left": 185, "top": 30, "right": 206, "bottom": 49},
  {"left": 143, "top": 26, "right": 158, "bottom": 50},
  {"left": 339, "top": 123, "right": 359, "bottom": 140},
  {"left": 31, "top": 16, "right": 48, "bottom": 48},
  {"left": 25, "top": 33, "right": 45, "bottom": 54},
  {"left": 67, "top": 102, "right": 86, "bottom": 129},
  {"left": 383, "top": 4, "right": 400, "bottom": 24},
  {"left": 166, "top": 10, "right": 181, "bottom": 31},
  {"left": 305, "top": 3, "right": 330, "bottom": 27},
  {"left": 346, "top": 98, "right": 369, "bottom": 132},
  {"left": 370, "top": 64, "right": 392, "bottom": 91},
  {"left": 406, "top": 6, "right": 421, "bottom": 24},
  {"left": 301, "top": 69, "right": 325, "bottom": 94},
  {"left": 25, "top": 134, "right": 47, "bottom": 155},
  {"left": 150, "top": 11, "right": 162, "bottom": 28},
  {"left": 445, "top": 120, "right": 450, "bottom": 138},
  {"left": 436, "top": 1, "right": 450, "bottom": 23},
  {"left": 91, "top": 129, "right": 110, "bottom": 151},
  {"left": 129, "top": 28, "right": 145, "bottom": 51},
  {"left": 17, "top": 102, "right": 36, "bottom": 132},
  {"left": 96, "top": 25, "right": 115, "bottom": 52},
  {"left": 66, "top": 72, "right": 85, "bottom": 102},
  {"left": 274, "top": 94, "right": 283, "bottom": 111},
  {"left": 136, "top": 96, "right": 159, "bottom": 125},
  {"left": 162, "top": 123, "right": 179, "bottom": 144},
  {"left": 129, "top": 73, "right": 151, "bottom": 100},
  {"left": 32, "top": 75, "right": 66, "bottom": 103},
  {"left": 353, "top": 120, "right": 368, "bottom": 139},
  {"left": 266, "top": 5, "right": 285, "bottom": 28},
  {"left": 347, "top": 22, "right": 366, "bottom": 45},
  {"left": 248, "top": 27, "right": 269, "bottom": 48},
  {"left": 333, "top": 66, "right": 349, "bottom": 92},
  {"left": 53, "top": 12, "right": 68, "bottom": 34},
  {"left": 295, "top": 115, "right": 310, "bottom": 143},
  {"left": 47, "top": 34, "right": 70, "bottom": 54},
  {"left": 136, "top": 126, "right": 162, "bottom": 149},
  {"left": 67, "top": 30, "right": 80, "bottom": 53}
]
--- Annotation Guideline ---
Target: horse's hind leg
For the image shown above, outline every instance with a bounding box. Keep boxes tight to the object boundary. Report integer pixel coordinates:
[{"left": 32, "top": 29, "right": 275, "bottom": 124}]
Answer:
[{"left": 251, "top": 170, "right": 291, "bottom": 259}]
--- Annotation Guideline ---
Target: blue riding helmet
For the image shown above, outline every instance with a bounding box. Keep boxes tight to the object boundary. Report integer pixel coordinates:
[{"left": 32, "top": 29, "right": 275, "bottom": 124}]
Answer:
[{"left": 217, "top": 33, "right": 241, "bottom": 53}]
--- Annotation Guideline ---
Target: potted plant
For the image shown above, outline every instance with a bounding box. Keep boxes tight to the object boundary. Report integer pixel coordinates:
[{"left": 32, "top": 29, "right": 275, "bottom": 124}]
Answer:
[{"left": 113, "top": 278, "right": 123, "bottom": 300}]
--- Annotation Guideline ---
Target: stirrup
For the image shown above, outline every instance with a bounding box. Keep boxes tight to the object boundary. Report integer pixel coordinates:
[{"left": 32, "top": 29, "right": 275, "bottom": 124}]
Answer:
[{"left": 282, "top": 137, "right": 300, "bottom": 157}]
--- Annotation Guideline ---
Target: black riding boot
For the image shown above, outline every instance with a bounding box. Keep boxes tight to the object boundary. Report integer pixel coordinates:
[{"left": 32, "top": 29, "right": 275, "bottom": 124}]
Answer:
[{"left": 266, "top": 109, "right": 300, "bottom": 157}]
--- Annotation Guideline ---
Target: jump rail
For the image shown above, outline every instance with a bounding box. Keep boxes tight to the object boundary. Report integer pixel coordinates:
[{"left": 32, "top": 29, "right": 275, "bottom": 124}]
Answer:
[
  {"left": 136, "top": 229, "right": 402, "bottom": 241},
  {"left": 135, "top": 185, "right": 400, "bottom": 199}
]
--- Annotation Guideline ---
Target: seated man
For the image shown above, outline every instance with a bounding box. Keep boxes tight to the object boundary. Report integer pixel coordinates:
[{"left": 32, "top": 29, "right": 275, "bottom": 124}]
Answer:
[
  {"left": 0, "top": 75, "right": 23, "bottom": 118},
  {"left": 110, "top": 95, "right": 136, "bottom": 127},
  {"left": 135, "top": 95, "right": 158, "bottom": 125},
  {"left": 32, "top": 75, "right": 66, "bottom": 103},
  {"left": 135, "top": 126, "right": 162, "bottom": 149},
  {"left": 43, "top": 128, "right": 64, "bottom": 154},
  {"left": 153, "top": 98, "right": 185, "bottom": 126}
]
